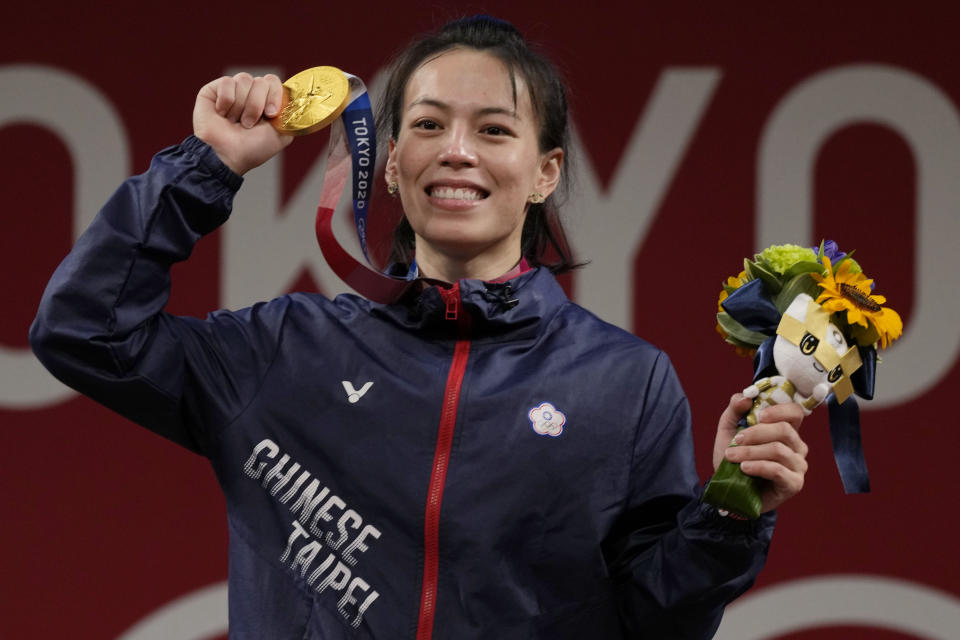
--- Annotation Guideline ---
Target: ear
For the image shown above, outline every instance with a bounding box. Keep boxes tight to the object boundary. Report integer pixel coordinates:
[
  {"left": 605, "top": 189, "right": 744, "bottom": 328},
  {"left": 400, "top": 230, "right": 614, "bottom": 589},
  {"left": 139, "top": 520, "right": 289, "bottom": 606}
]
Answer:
[
  {"left": 534, "top": 147, "right": 564, "bottom": 198},
  {"left": 384, "top": 138, "right": 398, "bottom": 186}
]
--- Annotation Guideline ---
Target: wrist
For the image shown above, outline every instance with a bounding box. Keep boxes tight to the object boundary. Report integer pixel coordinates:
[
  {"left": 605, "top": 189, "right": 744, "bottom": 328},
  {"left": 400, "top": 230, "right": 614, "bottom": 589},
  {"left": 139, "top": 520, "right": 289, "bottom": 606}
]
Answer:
[{"left": 181, "top": 136, "right": 244, "bottom": 193}]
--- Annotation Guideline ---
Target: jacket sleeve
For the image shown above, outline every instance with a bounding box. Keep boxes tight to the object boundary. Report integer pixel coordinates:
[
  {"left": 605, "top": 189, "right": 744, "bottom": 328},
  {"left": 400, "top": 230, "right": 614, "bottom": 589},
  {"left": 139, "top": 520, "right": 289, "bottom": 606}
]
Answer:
[
  {"left": 603, "top": 352, "right": 775, "bottom": 639},
  {"left": 29, "top": 136, "right": 281, "bottom": 456}
]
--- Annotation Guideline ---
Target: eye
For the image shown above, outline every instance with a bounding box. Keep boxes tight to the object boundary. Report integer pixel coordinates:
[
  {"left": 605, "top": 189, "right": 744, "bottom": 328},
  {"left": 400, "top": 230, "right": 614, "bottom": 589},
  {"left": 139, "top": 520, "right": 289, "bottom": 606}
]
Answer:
[
  {"left": 828, "top": 366, "right": 843, "bottom": 383},
  {"left": 413, "top": 118, "right": 440, "bottom": 130},
  {"left": 482, "top": 125, "right": 508, "bottom": 136},
  {"left": 800, "top": 333, "right": 819, "bottom": 355},
  {"left": 829, "top": 327, "right": 845, "bottom": 347}
]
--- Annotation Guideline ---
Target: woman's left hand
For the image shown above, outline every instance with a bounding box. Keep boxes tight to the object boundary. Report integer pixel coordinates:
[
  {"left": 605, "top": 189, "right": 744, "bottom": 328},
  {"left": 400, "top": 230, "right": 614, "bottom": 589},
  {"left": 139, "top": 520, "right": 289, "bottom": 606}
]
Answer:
[{"left": 713, "top": 394, "right": 810, "bottom": 513}]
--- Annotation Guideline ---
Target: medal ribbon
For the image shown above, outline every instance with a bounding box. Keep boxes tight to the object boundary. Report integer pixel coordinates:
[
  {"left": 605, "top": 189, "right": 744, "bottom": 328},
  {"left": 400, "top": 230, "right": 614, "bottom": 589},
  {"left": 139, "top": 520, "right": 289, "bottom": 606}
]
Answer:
[{"left": 314, "top": 74, "right": 413, "bottom": 303}]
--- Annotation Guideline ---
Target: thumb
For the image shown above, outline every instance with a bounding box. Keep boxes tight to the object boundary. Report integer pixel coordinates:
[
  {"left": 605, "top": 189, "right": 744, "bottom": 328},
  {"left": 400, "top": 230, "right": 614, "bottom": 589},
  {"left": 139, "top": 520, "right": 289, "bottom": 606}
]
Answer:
[
  {"left": 714, "top": 393, "right": 752, "bottom": 468},
  {"left": 719, "top": 393, "right": 751, "bottom": 433}
]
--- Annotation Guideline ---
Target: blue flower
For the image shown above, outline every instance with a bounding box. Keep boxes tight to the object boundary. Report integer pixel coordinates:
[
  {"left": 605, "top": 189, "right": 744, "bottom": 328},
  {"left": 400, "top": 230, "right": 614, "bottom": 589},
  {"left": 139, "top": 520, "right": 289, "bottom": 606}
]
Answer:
[
  {"left": 813, "top": 239, "right": 874, "bottom": 289},
  {"left": 815, "top": 239, "right": 846, "bottom": 263}
]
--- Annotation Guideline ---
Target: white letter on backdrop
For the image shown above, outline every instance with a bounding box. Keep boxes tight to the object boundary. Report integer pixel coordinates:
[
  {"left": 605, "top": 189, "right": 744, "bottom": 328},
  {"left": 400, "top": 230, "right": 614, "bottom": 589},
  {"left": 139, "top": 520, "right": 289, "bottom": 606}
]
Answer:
[
  {"left": 758, "top": 65, "right": 960, "bottom": 407},
  {"left": 0, "top": 65, "right": 129, "bottom": 409},
  {"left": 716, "top": 575, "right": 960, "bottom": 639},
  {"left": 569, "top": 69, "right": 721, "bottom": 331}
]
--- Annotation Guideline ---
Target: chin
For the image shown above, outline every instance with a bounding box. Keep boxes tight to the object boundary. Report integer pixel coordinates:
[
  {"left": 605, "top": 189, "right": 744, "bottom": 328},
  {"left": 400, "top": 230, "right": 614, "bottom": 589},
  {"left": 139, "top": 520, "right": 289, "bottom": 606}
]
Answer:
[{"left": 418, "top": 223, "right": 502, "bottom": 252}]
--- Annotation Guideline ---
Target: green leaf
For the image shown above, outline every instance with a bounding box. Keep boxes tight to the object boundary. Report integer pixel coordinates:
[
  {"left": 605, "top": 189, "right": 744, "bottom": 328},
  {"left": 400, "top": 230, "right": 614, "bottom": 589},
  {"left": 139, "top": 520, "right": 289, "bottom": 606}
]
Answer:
[
  {"left": 774, "top": 273, "right": 823, "bottom": 313},
  {"left": 782, "top": 260, "right": 825, "bottom": 281},
  {"left": 724, "top": 334, "right": 758, "bottom": 351},
  {"left": 745, "top": 260, "right": 782, "bottom": 294},
  {"left": 754, "top": 255, "right": 774, "bottom": 271},
  {"left": 703, "top": 458, "right": 764, "bottom": 519},
  {"left": 717, "top": 312, "right": 769, "bottom": 346}
]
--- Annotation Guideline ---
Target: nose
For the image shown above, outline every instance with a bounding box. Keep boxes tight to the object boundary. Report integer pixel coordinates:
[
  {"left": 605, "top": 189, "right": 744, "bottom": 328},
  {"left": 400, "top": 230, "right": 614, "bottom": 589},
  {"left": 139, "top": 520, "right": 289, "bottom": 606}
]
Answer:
[{"left": 437, "top": 125, "right": 478, "bottom": 168}]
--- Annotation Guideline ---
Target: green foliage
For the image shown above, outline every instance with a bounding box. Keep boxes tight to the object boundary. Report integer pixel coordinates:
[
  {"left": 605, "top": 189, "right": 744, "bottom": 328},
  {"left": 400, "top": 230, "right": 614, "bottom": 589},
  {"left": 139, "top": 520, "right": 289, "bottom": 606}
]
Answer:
[
  {"left": 745, "top": 259, "right": 782, "bottom": 294},
  {"left": 759, "top": 244, "right": 819, "bottom": 275},
  {"left": 717, "top": 312, "right": 769, "bottom": 347},
  {"left": 719, "top": 245, "right": 829, "bottom": 349},
  {"left": 774, "top": 272, "right": 822, "bottom": 314}
]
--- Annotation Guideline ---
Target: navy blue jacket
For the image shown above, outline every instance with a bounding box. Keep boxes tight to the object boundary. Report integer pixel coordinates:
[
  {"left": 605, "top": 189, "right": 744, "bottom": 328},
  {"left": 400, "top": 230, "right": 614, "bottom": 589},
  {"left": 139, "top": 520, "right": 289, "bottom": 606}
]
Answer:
[{"left": 31, "top": 136, "right": 775, "bottom": 639}]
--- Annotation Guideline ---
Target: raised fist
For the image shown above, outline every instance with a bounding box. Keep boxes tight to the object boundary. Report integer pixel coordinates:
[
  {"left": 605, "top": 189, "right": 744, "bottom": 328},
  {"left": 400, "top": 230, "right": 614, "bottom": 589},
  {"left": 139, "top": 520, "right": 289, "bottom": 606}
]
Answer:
[{"left": 193, "top": 72, "right": 293, "bottom": 175}]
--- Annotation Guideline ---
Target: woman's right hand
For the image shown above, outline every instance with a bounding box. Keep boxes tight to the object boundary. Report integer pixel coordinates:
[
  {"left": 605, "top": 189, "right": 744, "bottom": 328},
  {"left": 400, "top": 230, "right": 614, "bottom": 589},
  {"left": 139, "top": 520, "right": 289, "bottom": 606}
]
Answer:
[{"left": 193, "top": 73, "right": 293, "bottom": 175}]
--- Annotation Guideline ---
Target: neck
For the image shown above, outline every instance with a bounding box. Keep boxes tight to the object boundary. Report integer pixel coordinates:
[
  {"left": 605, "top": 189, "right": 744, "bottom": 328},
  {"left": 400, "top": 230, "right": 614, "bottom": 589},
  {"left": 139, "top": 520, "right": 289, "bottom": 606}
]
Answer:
[{"left": 414, "top": 244, "right": 524, "bottom": 283}]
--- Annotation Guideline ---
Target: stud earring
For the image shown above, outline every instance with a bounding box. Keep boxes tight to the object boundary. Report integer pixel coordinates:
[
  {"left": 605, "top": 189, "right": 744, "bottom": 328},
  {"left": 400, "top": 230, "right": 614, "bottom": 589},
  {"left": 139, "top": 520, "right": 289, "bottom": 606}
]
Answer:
[
  {"left": 388, "top": 181, "right": 399, "bottom": 196},
  {"left": 528, "top": 192, "right": 545, "bottom": 204}
]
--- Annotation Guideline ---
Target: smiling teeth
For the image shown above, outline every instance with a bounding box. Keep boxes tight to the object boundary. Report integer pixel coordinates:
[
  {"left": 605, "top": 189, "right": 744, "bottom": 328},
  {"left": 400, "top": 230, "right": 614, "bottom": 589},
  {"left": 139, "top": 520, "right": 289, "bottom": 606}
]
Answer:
[{"left": 431, "top": 186, "right": 485, "bottom": 200}]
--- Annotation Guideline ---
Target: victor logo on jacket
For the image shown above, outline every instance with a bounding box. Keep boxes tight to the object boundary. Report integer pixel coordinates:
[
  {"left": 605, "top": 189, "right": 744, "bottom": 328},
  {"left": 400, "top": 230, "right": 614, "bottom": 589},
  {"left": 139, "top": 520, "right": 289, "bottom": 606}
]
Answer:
[{"left": 342, "top": 380, "right": 374, "bottom": 403}]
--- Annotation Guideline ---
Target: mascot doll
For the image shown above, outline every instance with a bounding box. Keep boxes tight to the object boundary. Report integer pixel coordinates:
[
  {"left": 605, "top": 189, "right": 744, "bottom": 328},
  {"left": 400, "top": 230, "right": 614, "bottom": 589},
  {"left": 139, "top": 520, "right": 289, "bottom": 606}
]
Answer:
[{"left": 703, "top": 241, "right": 902, "bottom": 519}]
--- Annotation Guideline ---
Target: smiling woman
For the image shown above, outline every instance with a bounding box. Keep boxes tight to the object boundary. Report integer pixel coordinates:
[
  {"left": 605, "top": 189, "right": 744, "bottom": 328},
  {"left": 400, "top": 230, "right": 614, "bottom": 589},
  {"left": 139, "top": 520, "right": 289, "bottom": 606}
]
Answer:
[
  {"left": 30, "top": 14, "right": 812, "bottom": 640},
  {"left": 379, "top": 16, "right": 576, "bottom": 280},
  {"left": 384, "top": 48, "right": 562, "bottom": 281}
]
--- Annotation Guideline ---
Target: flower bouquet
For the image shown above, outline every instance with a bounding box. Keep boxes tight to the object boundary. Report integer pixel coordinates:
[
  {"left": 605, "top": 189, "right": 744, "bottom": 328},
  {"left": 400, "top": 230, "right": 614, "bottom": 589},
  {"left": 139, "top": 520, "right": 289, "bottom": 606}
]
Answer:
[{"left": 703, "top": 241, "right": 902, "bottom": 519}]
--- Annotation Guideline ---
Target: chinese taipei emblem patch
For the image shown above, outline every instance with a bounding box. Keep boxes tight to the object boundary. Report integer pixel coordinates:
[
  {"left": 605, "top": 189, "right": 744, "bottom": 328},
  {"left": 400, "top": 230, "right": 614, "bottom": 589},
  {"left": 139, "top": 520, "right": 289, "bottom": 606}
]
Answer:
[{"left": 528, "top": 402, "right": 566, "bottom": 437}]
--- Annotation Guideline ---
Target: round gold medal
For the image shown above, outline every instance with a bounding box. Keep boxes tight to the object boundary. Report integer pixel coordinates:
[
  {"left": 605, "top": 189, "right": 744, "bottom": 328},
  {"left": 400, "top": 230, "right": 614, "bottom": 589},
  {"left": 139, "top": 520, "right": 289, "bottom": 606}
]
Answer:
[{"left": 271, "top": 66, "right": 350, "bottom": 136}]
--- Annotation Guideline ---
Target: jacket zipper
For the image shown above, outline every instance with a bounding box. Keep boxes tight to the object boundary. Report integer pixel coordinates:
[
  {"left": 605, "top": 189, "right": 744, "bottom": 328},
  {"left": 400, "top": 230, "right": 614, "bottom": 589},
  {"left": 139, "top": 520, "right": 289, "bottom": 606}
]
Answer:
[{"left": 416, "top": 284, "right": 471, "bottom": 640}]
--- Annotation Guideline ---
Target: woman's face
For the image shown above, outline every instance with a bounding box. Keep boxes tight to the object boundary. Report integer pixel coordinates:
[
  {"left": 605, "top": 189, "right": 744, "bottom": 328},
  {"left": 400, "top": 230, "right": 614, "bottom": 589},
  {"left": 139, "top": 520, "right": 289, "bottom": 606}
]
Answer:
[{"left": 385, "top": 48, "right": 562, "bottom": 273}]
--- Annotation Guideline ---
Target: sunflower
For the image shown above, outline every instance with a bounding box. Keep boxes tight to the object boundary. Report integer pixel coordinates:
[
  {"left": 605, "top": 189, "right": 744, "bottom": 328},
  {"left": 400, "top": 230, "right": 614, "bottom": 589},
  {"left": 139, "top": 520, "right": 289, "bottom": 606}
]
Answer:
[{"left": 810, "top": 256, "right": 903, "bottom": 349}]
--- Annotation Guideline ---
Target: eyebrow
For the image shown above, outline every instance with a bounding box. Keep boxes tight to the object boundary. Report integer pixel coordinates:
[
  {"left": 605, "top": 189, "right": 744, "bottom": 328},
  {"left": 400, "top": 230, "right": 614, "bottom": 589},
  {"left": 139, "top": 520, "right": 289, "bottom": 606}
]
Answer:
[{"left": 406, "top": 97, "right": 520, "bottom": 120}]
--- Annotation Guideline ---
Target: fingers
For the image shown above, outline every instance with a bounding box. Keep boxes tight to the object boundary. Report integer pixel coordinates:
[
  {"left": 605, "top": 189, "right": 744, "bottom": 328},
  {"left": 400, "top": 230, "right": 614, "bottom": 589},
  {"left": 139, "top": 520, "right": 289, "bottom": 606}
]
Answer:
[
  {"left": 225, "top": 73, "right": 253, "bottom": 123},
  {"left": 724, "top": 405, "right": 811, "bottom": 512},
  {"left": 755, "top": 402, "right": 805, "bottom": 434},
  {"left": 720, "top": 393, "right": 752, "bottom": 431},
  {"left": 725, "top": 432, "right": 808, "bottom": 475},
  {"left": 212, "top": 75, "right": 236, "bottom": 117},
  {"left": 265, "top": 74, "right": 284, "bottom": 118},
  {"left": 736, "top": 458, "right": 806, "bottom": 506},
  {"left": 193, "top": 72, "right": 292, "bottom": 176},
  {"left": 211, "top": 73, "right": 283, "bottom": 128},
  {"left": 241, "top": 74, "right": 282, "bottom": 126},
  {"left": 732, "top": 419, "right": 809, "bottom": 459},
  {"left": 713, "top": 393, "right": 753, "bottom": 469}
]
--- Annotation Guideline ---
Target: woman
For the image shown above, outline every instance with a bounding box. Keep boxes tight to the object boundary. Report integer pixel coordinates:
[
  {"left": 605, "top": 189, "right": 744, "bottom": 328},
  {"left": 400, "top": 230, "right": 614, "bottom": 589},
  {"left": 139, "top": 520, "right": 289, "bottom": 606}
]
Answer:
[{"left": 32, "top": 16, "right": 807, "bottom": 640}]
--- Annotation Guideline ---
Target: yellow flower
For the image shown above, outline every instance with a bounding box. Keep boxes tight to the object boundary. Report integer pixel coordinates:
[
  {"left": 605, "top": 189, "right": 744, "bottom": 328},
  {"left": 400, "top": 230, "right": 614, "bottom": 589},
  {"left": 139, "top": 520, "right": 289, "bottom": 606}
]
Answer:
[
  {"left": 811, "top": 256, "right": 903, "bottom": 349},
  {"left": 716, "top": 271, "right": 755, "bottom": 356},
  {"left": 716, "top": 270, "right": 748, "bottom": 311}
]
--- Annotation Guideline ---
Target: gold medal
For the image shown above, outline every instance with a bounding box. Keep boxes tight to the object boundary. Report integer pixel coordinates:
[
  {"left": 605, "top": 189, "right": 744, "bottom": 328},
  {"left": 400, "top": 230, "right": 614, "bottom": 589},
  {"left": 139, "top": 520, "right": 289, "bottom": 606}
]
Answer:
[{"left": 272, "top": 66, "right": 350, "bottom": 136}]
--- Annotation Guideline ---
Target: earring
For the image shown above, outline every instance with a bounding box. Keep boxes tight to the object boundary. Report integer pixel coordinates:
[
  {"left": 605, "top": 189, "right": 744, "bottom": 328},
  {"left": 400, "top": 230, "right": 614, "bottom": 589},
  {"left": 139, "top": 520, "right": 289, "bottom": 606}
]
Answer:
[
  {"left": 388, "top": 181, "right": 399, "bottom": 196},
  {"left": 528, "top": 192, "right": 545, "bottom": 204}
]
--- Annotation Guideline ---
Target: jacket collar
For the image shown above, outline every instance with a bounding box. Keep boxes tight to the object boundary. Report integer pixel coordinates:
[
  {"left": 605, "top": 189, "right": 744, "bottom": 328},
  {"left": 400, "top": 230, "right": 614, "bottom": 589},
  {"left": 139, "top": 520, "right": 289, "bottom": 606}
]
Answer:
[{"left": 371, "top": 267, "right": 569, "bottom": 342}]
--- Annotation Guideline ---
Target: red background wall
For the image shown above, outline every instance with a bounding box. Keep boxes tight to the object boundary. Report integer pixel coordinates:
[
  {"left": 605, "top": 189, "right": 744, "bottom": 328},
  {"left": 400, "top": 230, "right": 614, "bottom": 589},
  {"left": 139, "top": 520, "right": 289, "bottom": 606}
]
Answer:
[{"left": 3, "top": 2, "right": 959, "bottom": 638}]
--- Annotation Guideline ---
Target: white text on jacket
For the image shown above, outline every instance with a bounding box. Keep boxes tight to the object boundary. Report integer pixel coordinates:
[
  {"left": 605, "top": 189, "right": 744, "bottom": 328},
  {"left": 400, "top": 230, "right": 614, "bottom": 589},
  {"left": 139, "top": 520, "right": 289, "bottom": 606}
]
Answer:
[{"left": 244, "top": 438, "right": 382, "bottom": 628}]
